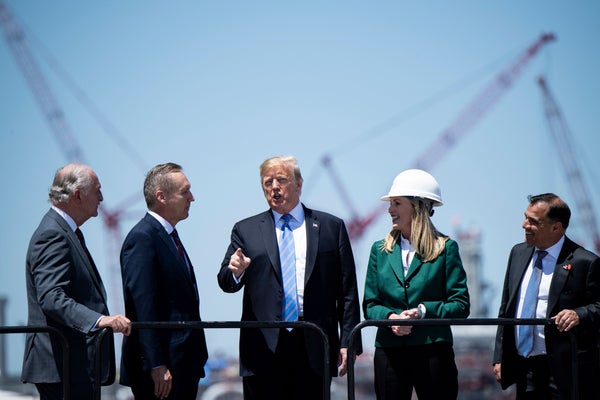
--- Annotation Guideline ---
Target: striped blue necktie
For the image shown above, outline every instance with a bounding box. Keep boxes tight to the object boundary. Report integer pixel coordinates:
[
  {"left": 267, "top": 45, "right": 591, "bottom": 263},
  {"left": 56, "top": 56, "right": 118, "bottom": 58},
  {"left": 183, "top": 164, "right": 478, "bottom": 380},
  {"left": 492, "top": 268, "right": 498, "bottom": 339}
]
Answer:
[
  {"left": 279, "top": 214, "right": 299, "bottom": 326},
  {"left": 517, "top": 250, "right": 548, "bottom": 357}
]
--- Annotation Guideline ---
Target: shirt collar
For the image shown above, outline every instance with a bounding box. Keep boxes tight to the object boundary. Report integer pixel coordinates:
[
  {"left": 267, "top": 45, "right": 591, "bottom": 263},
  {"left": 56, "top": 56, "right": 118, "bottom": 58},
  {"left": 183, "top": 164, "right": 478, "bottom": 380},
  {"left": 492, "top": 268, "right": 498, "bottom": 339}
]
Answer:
[
  {"left": 272, "top": 202, "right": 305, "bottom": 227},
  {"left": 536, "top": 235, "right": 565, "bottom": 261},
  {"left": 148, "top": 210, "right": 175, "bottom": 234},
  {"left": 51, "top": 205, "right": 77, "bottom": 232}
]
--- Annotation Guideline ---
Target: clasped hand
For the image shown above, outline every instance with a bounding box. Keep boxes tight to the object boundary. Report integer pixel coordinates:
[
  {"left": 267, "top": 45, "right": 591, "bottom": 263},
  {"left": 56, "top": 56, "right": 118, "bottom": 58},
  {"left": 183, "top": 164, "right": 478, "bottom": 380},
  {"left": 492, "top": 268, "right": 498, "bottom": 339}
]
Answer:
[{"left": 388, "top": 308, "right": 420, "bottom": 336}]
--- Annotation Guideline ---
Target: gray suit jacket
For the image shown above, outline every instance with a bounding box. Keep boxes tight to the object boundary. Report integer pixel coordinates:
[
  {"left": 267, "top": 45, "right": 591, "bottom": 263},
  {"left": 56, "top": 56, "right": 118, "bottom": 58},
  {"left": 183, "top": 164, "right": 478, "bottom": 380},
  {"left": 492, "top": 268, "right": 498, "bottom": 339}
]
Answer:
[{"left": 21, "top": 208, "right": 114, "bottom": 384}]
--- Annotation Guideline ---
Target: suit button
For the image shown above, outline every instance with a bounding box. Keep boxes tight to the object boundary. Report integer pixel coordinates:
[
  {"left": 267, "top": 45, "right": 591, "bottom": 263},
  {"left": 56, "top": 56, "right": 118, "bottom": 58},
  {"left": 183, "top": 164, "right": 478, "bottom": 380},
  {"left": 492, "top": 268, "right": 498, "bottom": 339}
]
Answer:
[{"left": 404, "top": 282, "right": 410, "bottom": 289}]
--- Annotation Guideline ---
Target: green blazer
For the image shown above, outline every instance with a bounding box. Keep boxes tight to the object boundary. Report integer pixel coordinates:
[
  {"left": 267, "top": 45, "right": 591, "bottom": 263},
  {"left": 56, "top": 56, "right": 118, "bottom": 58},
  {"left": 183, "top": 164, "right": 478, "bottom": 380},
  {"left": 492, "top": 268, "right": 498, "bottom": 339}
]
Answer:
[{"left": 363, "top": 238, "right": 470, "bottom": 347}]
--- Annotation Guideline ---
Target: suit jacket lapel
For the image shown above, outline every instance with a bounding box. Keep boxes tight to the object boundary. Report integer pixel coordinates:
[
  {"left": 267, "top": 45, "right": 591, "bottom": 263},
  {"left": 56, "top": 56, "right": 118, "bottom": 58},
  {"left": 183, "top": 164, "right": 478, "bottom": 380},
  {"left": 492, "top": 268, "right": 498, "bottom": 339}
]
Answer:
[
  {"left": 547, "top": 237, "right": 576, "bottom": 315},
  {"left": 144, "top": 214, "right": 197, "bottom": 294},
  {"left": 388, "top": 246, "right": 406, "bottom": 284},
  {"left": 305, "top": 207, "right": 319, "bottom": 284},
  {"left": 508, "top": 246, "right": 535, "bottom": 312},
  {"left": 404, "top": 253, "right": 424, "bottom": 282},
  {"left": 48, "top": 209, "right": 108, "bottom": 304},
  {"left": 259, "top": 211, "right": 281, "bottom": 281}
]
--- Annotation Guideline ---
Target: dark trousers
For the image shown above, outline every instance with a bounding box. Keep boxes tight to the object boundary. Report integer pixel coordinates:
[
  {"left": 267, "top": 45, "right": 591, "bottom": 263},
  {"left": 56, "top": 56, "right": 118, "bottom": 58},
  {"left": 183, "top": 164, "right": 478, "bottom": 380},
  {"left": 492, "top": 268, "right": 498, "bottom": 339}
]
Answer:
[
  {"left": 373, "top": 342, "right": 458, "bottom": 400},
  {"left": 129, "top": 370, "right": 199, "bottom": 400},
  {"left": 243, "top": 328, "right": 329, "bottom": 400},
  {"left": 514, "top": 355, "right": 561, "bottom": 400},
  {"left": 35, "top": 382, "right": 93, "bottom": 400}
]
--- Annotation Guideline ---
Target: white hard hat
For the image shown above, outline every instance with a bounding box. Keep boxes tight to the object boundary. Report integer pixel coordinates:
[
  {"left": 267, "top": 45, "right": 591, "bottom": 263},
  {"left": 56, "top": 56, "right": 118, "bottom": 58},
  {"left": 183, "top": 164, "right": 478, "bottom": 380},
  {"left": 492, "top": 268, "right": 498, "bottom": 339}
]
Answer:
[{"left": 380, "top": 169, "right": 443, "bottom": 206}]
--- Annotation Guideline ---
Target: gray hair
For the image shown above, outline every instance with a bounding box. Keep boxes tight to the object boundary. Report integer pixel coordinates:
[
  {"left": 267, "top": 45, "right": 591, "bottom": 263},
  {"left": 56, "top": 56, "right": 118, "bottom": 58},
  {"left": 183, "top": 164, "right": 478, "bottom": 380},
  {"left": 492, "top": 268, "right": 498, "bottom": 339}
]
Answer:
[{"left": 48, "top": 164, "right": 94, "bottom": 204}]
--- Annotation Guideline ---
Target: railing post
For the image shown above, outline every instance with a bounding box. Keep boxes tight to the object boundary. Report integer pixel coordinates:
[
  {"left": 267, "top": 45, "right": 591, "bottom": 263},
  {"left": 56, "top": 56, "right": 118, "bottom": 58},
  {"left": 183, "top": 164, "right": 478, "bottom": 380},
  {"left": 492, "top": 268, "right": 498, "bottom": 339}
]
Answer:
[
  {"left": 128, "top": 320, "right": 331, "bottom": 400},
  {"left": 93, "top": 328, "right": 111, "bottom": 400},
  {"left": 346, "top": 318, "right": 570, "bottom": 400}
]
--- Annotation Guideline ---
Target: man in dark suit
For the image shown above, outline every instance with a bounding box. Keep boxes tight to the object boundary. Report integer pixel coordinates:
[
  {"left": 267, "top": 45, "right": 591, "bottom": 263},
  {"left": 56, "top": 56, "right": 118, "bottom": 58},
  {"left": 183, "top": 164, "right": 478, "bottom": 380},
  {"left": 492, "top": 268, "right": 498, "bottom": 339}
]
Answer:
[
  {"left": 22, "top": 163, "right": 131, "bottom": 400},
  {"left": 218, "top": 155, "right": 362, "bottom": 400},
  {"left": 120, "top": 162, "right": 208, "bottom": 400},
  {"left": 493, "top": 193, "right": 600, "bottom": 399}
]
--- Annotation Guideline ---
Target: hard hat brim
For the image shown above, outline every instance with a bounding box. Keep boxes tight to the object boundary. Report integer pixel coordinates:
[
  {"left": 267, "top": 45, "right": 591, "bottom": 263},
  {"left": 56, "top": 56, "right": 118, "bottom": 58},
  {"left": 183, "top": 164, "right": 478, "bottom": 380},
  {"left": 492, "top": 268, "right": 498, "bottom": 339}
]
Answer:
[{"left": 380, "top": 193, "right": 443, "bottom": 206}]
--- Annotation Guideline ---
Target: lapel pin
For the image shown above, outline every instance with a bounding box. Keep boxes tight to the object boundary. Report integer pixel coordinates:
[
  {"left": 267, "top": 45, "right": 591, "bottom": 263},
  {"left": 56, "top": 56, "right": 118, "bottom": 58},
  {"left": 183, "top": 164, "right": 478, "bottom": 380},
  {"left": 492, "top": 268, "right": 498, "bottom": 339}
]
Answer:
[{"left": 562, "top": 264, "right": 572, "bottom": 271}]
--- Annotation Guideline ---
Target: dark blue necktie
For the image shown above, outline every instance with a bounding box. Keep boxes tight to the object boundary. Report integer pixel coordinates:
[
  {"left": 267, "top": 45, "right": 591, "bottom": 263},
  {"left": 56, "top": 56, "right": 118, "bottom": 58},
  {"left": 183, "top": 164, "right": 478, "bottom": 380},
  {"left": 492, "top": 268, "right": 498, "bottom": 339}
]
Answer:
[{"left": 517, "top": 250, "right": 548, "bottom": 357}]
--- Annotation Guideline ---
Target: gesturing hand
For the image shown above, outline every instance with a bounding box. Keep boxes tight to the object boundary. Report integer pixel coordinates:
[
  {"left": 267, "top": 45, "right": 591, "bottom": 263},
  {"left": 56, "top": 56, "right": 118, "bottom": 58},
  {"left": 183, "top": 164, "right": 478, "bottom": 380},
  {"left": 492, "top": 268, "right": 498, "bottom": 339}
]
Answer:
[{"left": 229, "top": 248, "right": 251, "bottom": 278}]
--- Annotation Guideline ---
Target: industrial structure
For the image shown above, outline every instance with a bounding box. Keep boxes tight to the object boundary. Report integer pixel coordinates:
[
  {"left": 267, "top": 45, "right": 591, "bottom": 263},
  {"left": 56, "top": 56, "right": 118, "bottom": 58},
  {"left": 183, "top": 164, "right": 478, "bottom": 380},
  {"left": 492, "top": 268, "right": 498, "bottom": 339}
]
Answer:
[{"left": 1, "top": 1, "right": 597, "bottom": 398}]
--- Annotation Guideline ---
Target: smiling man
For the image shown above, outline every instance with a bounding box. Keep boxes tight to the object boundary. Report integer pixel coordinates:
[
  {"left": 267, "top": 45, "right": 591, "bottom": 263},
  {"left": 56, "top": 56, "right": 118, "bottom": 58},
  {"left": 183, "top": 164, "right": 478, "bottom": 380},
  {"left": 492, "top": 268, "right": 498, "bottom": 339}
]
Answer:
[
  {"left": 218, "top": 155, "right": 362, "bottom": 400},
  {"left": 493, "top": 193, "right": 600, "bottom": 399}
]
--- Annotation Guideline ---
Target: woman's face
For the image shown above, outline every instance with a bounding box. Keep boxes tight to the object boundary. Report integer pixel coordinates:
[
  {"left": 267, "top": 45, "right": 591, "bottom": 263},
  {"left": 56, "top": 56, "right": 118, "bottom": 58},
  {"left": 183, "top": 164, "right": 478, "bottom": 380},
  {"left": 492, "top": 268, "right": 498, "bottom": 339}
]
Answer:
[{"left": 388, "top": 197, "right": 414, "bottom": 237}]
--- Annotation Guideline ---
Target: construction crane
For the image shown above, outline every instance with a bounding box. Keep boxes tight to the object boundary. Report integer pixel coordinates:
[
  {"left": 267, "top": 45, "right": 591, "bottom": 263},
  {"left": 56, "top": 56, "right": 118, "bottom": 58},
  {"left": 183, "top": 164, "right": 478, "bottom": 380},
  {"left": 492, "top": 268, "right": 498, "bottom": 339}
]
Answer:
[
  {"left": 537, "top": 76, "right": 600, "bottom": 254},
  {"left": 323, "top": 32, "right": 556, "bottom": 241},
  {"left": 0, "top": 0, "right": 136, "bottom": 314}
]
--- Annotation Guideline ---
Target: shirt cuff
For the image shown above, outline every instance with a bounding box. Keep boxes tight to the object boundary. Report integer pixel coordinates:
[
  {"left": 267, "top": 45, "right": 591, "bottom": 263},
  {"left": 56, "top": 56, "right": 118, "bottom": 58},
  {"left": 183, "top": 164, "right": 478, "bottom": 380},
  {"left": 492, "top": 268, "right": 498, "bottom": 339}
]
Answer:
[{"left": 417, "top": 303, "right": 426, "bottom": 319}]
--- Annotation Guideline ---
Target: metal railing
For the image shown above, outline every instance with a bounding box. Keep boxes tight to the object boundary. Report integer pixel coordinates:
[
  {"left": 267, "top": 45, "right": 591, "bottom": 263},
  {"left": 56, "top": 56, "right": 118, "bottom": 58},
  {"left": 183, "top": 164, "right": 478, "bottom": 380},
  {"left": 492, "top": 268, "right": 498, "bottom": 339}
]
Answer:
[
  {"left": 346, "top": 318, "right": 579, "bottom": 400},
  {"left": 94, "top": 320, "right": 330, "bottom": 400},
  {"left": 0, "top": 325, "right": 71, "bottom": 399},
  {"left": 2, "top": 319, "right": 581, "bottom": 400}
]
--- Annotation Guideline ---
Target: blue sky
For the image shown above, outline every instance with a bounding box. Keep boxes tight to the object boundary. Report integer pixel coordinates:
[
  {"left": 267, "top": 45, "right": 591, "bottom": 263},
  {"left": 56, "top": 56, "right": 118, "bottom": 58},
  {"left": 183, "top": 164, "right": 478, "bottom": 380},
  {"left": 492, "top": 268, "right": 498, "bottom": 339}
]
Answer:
[{"left": 1, "top": 0, "right": 599, "bottom": 376}]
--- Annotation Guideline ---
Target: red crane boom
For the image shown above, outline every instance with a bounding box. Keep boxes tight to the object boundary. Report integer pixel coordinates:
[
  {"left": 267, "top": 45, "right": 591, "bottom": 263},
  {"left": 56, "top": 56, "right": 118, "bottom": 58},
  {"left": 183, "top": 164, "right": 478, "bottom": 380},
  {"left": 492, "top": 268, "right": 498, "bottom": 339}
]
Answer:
[
  {"left": 323, "top": 33, "right": 555, "bottom": 241},
  {"left": 537, "top": 76, "right": 600, "bottom": 254},
  {"left": 0, "top": 0, "right": 126, "bottom": 313}
]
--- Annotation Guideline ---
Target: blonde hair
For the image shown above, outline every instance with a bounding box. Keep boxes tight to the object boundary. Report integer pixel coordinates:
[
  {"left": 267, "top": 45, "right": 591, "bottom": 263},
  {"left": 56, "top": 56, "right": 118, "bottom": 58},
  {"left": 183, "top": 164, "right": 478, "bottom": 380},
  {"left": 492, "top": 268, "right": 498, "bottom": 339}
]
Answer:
[
  {"left": 259, "top": 155, "right": 303, "bottom": 185},
  {"left": 380, "top": 197, "right": 447, "bottom": 262}
]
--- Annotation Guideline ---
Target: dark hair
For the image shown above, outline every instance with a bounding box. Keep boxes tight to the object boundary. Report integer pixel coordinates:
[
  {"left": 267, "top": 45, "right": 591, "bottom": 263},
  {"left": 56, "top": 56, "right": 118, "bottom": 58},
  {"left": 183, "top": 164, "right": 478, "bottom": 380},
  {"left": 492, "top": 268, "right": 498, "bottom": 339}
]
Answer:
[{"left": 528, "top": 193, "right": 571, "bottom": 229}]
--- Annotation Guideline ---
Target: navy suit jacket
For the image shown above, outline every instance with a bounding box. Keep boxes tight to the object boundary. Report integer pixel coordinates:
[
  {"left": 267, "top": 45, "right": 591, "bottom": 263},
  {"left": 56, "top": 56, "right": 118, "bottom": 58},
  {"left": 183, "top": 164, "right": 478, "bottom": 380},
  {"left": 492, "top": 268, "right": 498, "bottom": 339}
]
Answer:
[
  {"left": 494, "top": 236, "right": 600, "bottom": 396},
  {"left": 218, "top": 205, "right": 362, "bottom": 377},
  {"left": 120, "top": 213, "right": 208, "bottom": 389},
  {"left": 22, "top": 208, "right": 115, "bottom": 385}
]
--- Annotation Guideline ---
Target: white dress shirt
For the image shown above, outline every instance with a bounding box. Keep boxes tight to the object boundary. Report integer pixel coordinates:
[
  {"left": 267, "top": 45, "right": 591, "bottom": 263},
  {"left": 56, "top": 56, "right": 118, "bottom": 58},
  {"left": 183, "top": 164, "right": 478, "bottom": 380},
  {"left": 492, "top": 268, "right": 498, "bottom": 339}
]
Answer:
[{"left": 516, "top": 235, "right": 565, "bottom": 356}]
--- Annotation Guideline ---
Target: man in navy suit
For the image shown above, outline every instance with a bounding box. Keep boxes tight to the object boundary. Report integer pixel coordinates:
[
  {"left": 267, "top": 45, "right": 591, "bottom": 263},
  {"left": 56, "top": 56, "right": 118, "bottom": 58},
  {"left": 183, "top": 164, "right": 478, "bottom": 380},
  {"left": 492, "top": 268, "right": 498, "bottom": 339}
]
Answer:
[
  {"left": 22, "top": 163, "right": 131, "bottom": 400},
  {"left": 218, "top": 155, "right": 362, "bottom": 400},
  {"left": 493, "top": 193, "right": 600, "bottom": 399},
  {"left": 120, "top": 162, "right": 208, "bottom": 400}
]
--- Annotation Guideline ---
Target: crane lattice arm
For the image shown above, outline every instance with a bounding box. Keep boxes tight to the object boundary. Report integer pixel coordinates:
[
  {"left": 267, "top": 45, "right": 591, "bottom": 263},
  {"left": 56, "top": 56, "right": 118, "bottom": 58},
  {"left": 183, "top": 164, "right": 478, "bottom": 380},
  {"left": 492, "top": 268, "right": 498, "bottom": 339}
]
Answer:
[
  {"left": 0, "top": 0, "right": 85, "bottom": 162},
  {"left": 537, "top": 76, "right": 600, "bottom": 254},
  {"left": 1, "top": 0, "right": 126, "bottom": 313},
  {"left": 322, "top": 33, "right": 555, "bottom": 241},
  {"left": 412, "top": 33, "right": 555, "bottom": 171}
]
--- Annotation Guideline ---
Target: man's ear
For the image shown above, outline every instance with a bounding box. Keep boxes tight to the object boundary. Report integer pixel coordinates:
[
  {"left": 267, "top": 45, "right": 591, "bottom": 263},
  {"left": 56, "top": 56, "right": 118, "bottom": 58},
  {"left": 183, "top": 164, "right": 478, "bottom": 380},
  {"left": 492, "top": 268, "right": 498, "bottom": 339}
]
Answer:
[
  {"left": 72, "top": 188, "right": 82, "bottom": 203},
  {"left": 155, "top": 189, "right": 166, "bottom": 204}
]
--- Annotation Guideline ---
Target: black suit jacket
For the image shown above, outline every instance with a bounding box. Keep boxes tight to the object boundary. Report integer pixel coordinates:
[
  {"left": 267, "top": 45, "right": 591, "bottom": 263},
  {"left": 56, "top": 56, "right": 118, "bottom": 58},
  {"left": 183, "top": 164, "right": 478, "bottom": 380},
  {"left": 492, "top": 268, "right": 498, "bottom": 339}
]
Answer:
[
  {"left": 120, "top": 213, "right": 208, "bottom": 391},
  {"left": 22, "top": 208, "right": 115, "bottom": 385},
  {"left": 218, "top": 205, "right": 362, "bottom": 377},
  {"left": 494, "top": 236, "right": 600, "bottom": 397}
]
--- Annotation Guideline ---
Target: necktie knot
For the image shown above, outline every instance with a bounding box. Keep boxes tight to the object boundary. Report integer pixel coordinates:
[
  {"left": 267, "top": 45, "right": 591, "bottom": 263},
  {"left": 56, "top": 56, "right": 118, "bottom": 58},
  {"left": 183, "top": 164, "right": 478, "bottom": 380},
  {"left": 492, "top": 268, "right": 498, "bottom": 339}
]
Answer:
[
  {"left": 171, "top": 229, "right": 180, "bottom": 239},
  {"left": 535, "top": 250, "right": 548, "bottom": 270},
  {"left": 75, "top": 228, "right": 86, "bottom": 247},
  {"left": 281, "top": 214, "right": 292, "bottom": 229}
]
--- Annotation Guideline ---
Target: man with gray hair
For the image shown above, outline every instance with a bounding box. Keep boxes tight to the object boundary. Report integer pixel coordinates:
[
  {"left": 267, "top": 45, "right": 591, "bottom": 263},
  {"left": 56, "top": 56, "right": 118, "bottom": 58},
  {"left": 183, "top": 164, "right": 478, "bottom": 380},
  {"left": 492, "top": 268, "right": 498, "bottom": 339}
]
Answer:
[{"left": 22, "top": 163, "right": 131, "bottom": 399}]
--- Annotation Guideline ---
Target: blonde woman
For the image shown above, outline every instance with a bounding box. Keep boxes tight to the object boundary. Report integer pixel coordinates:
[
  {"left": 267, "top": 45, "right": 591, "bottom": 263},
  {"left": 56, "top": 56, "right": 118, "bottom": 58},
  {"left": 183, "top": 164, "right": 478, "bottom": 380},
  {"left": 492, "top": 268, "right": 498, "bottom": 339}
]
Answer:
[{"left": 363, "top": 169, "right": 470, "bottom": 400}]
